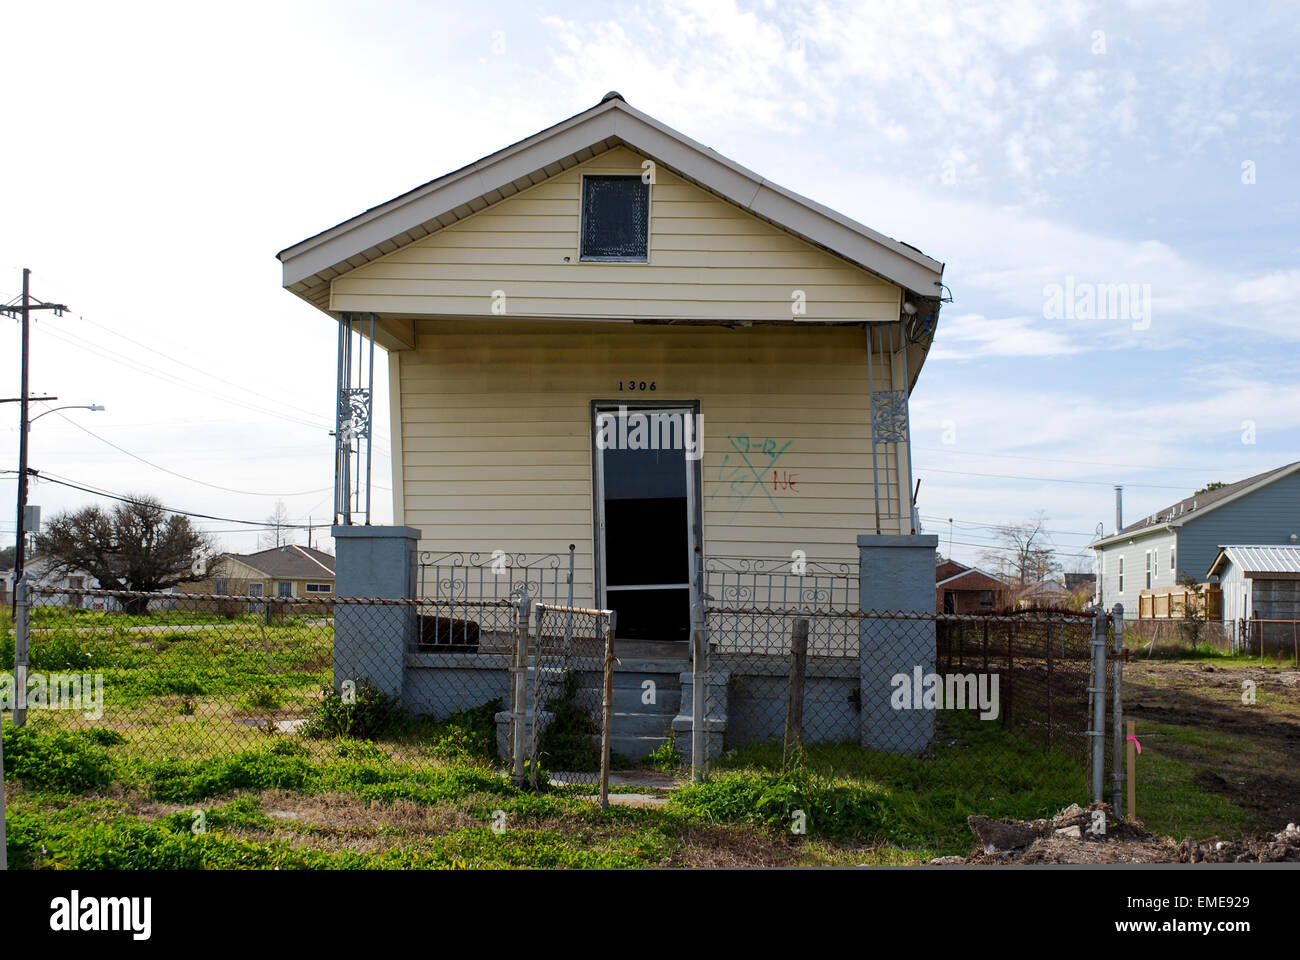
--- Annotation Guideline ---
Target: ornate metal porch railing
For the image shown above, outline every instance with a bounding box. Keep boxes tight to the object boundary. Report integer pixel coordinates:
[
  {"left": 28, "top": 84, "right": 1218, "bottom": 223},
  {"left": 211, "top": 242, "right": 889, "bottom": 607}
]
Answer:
[
  {"left": 700, "top": 555, "right": 861, "bottom": 657},
  {"left": 414, "top": 546, "right": 577, "bottom": 647},
  {"left": 701, "top": 555, "right": 858, "bottom": 611},
  {"left": 334, "top": 311, "right": 377, "bottom": 526}
]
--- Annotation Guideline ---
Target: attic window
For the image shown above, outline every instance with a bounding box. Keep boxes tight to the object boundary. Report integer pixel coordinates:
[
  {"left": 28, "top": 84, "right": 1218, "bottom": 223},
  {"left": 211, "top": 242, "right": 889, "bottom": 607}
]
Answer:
[{"left": 580, "top": 175, "right": 649, "bottom": 261}]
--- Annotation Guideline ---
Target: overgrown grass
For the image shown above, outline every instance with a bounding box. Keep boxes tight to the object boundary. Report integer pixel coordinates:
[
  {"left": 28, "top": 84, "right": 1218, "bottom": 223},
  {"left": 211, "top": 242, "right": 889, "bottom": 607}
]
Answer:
[
  {"left": 4, "top": 795, "right": 675, "bottom": 870},
  {"left": 679, "top": 726, "right": 1087, "bottom": 853}
]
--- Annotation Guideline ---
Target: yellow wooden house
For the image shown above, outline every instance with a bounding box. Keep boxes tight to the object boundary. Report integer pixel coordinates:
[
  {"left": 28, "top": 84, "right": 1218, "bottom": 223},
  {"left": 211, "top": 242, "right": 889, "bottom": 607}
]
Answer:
[{"left": 277, "top": 93, "right": 944, "bottom": 646}]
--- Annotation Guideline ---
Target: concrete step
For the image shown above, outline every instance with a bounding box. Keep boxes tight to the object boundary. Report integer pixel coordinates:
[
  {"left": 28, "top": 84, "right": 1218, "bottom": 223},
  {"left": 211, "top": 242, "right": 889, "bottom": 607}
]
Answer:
[
  {"left": 610, "top": 733, "right": 673, "bottom": 761},
  {"left": 612, "top": 711, "right": 676, "bottom": 738},
  {"left": 615, "top": 640, "right": 690, "bottom": 660},
  {"left": 611, "top": 658, "right": 689, "bottom": 685},
  {"left": 612, "top": 685, "right": 681, "bottom": 714}
]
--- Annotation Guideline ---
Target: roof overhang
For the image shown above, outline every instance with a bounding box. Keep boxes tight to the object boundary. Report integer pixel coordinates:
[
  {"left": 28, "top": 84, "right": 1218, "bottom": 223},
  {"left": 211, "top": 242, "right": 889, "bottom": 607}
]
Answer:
[
  {"left": 937, "top": 567, "right": 1006, "bottom": 588},
  {"left": 1207, "top": 544, "right": 1300, "bottom": 580},
  {"left": 277, "top": 95, "right": 945, "bottom": 326},
  {"left": 1093, "top": 462, "right": 1300, "bottom": 550},
  {"left": 1091, "top": 524, "right": 1175, "bottom": 550}
]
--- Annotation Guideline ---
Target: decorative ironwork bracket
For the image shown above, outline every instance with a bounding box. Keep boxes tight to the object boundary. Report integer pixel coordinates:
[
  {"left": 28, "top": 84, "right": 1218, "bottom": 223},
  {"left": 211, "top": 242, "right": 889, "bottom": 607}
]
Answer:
[{"left": 870, "top": 389, "right": 909, "bottom": 445}]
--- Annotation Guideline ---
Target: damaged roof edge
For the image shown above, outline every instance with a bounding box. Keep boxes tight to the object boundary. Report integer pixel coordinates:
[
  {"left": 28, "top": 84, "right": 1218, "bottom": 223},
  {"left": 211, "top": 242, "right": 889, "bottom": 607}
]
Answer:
[{"left": 277, "top": 96, "right": 944, "bottom": 301}]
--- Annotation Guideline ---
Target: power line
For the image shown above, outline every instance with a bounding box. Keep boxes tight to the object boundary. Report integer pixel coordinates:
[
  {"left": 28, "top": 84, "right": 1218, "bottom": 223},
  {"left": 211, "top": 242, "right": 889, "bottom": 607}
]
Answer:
[
  {"left": 43, "top": 405, "right": 331, "bottom": 498},
  {"left": 38, "top": 326, "right": 331, "bottom": 432},
  {"left": 938, "top": 534, "right": 1093, "bottom": 558},
  {"left": 919, "top": 514, "right": 1098, "bottom": 539},
  {"left": 29, "top": 470, "right": 318, "bottom": 528},
  {"left": 938, "top": 537, "right": 1094, "bottom": 560},
  {"left": 918, "top": 466, "right": 1187, "bottom": 489},
  {"left": 913, "top": 445, "right": 1225, "bottom": 475},
  {"left": 36, "top": 326, "right": 393, "bottom": 458},
  {"left": 76, "top": 313, "right": 330, "bottom": 423}
]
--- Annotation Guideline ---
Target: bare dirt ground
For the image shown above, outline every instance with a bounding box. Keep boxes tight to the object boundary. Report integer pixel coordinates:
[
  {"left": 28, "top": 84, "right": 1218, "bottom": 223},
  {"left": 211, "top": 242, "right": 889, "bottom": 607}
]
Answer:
[{"left": 1124, "top": 659, "right": 1300, "bottom": 829}]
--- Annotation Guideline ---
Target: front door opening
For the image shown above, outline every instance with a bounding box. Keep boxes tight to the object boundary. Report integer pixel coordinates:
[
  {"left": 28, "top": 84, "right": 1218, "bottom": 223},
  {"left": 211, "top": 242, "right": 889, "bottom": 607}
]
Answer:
[{"left": 595, "top": 406, "right": 695, "bottom": 643}]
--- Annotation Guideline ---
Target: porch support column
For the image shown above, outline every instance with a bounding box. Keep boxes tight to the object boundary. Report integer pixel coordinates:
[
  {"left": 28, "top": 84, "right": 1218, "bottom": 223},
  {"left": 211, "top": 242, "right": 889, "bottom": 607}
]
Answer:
[
  {"left": 857, "top": 533, "right": 939, "bottom": 756},
  {"left": 331, "top": 525, "right": 422, "bottom": 700}
]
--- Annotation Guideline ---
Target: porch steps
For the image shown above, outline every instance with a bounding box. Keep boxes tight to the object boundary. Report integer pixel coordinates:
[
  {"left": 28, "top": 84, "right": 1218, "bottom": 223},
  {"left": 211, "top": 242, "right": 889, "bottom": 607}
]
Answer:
[{"left": 605, "top": 657, "right": 688, "bottom": 761}]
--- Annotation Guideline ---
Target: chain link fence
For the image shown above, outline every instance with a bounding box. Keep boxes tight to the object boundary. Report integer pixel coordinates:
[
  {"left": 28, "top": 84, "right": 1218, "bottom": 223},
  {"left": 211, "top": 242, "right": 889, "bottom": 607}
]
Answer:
[
  {"left": 4, "top": 585, "right": 618, "bottom": 805},
  {"left": 696, "top": 603, "right": 1106, "bottom": 803},
  {"left": 529, "top": 604, "right": 614, "bottom": 794},
  {"left": 6, "top": 581, "right": 1120, "bottom": 817}
]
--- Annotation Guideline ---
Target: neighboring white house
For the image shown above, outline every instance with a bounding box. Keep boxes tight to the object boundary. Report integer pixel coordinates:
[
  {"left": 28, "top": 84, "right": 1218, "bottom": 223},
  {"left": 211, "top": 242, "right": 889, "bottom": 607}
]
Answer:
[
  {"left": 1091, "top": 461, "right": 1300, "bottom": 617},
  {"left": 2, "top": 556, "right": 115, "bottom": 609}
]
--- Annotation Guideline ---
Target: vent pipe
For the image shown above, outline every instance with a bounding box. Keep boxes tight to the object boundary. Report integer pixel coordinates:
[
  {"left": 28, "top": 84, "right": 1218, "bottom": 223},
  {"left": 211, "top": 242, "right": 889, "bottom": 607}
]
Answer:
[{"left": 1114, "top": 486, "right": 1123, "bottom": 534}]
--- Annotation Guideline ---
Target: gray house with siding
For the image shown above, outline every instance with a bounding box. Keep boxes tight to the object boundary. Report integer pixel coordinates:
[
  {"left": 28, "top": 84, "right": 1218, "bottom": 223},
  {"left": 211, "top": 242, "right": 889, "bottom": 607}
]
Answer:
[{"left": 1091, "top": 461, "right": 1300, "bottom": 617}]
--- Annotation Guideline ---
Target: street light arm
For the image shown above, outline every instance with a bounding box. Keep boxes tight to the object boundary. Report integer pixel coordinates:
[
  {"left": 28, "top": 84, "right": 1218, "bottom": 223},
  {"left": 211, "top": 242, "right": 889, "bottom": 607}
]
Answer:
[{"left": 28, "top": 404, "right": 105, "bottom": 424}]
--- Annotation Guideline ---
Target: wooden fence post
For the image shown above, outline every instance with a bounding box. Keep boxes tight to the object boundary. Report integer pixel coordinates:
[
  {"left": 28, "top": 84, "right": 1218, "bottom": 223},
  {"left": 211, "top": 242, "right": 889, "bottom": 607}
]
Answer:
[
  {"left": 784, "top": 618, "right": 810, "bottom": 766},
  {"left": 1126, "top": 719, "right": 1137, "bottom": 822}
]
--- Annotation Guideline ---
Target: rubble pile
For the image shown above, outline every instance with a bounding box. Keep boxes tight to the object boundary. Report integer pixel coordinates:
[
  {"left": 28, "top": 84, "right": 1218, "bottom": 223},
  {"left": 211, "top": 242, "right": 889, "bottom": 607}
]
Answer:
[{"left": 932, "top": 804, "right": 1300, "bottom": 864}]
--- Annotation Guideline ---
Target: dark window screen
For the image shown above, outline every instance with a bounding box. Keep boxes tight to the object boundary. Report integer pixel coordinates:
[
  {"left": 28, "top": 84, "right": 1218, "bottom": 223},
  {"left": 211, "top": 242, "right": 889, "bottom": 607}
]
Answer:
[
  {"left": 581, "top": 175, "right": 649, "bottom": 261},
  {"left": 601, "top": 445, "right": 688, "bottom": 586}
]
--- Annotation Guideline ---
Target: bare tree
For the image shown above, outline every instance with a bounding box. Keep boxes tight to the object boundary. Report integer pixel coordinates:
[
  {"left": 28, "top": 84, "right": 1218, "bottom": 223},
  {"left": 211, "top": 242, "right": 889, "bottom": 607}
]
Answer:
[
  {"left": 35, "top": 496, "right": 215, "bottom": 613},
  {"left": 980, "top": 512, "right": 1062, "bottom": 590},
  {"left": 258, "top": 500, "right": 296, "bottom": 550}
]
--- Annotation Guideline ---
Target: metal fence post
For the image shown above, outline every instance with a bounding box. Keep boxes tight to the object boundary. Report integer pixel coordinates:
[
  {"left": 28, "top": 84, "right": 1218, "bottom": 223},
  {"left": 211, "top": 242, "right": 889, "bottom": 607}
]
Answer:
[
  {"left": 511, "top": 590, "right": 530, "bottom": 786},
  {"left": 783, "top": 618, "right": 809, "bottom": 767},
  {"left": 13, "top": 579, "right": 30, "bottom": 728},
  {"left": 1110, "top": 602, "right": 1125, "bottom": 814},
  {"left": 599, "top": 611, "right": 616, "bottom": 812},
  {"left": 0, "top": 699, "right": 6, "bottom": 870},
  {"left": 1089, "top": 606, "right": 1109, "bottom": 805},
  {"left": 690, "top": 596, "right": 707, "bottom": 783},
  {"left": 563, "top": 545, "right": 575, "bottom": 656},
  {"left": 529, "top": 602, "right": 542, "bottom": 791}
]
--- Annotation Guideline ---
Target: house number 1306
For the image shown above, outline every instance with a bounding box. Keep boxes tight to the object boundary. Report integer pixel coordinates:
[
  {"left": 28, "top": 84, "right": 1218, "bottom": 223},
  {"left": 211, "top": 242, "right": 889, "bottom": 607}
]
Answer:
[{"left": 618, "top": 381, "right": 655, "bottom": 391}]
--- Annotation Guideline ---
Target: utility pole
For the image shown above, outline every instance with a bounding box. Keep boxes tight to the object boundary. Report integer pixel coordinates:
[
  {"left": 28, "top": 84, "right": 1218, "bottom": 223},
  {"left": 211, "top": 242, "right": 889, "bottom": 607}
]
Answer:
[{"left": 3, "top": 269, "right": 68, "bottom": 600}]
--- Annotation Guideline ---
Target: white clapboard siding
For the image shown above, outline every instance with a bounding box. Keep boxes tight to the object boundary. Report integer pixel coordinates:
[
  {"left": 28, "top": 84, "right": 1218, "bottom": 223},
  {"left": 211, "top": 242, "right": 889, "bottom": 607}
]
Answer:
[
  {"left": 398, "top": 319, "right": 911, "bottom": 608},
  {"left": 331, "top": 146, "right": 900, "bottom": 323}
]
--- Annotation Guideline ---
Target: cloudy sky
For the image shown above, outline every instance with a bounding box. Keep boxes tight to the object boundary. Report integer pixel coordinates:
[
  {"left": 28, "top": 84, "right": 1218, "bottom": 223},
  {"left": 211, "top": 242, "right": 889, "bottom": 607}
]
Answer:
[{"left": 2, "top": 0, "right": 1296, "bottom": 571}]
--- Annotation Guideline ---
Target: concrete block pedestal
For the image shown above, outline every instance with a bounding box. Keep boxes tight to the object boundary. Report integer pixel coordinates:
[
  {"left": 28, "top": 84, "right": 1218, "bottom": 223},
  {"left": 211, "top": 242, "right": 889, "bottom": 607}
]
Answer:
[
  {"left": 331, "top": 525, "right": 422, "bottom": 701},
  {"left": 672, "top": 666, "right": 730, "bottom": 765},
  {"left": 857, "top": 534, "right": 939, "bottom": 757}
]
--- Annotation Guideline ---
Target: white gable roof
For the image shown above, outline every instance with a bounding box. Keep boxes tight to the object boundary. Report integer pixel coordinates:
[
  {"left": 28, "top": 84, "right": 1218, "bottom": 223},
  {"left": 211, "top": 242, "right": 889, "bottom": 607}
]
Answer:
[{"left": 277, "top": 93, "right": 944, "bottom": 315}]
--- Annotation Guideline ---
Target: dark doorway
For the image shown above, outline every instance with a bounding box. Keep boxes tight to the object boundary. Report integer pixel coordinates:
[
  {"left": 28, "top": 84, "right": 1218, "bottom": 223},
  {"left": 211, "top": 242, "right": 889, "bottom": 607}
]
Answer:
[{"left": 594, "top": 406, "right": 695, "bottom": 643}]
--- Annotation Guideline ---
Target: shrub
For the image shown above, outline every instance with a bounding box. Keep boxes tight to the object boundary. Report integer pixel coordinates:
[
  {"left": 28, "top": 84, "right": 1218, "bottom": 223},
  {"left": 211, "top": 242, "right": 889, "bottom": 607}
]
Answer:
[
  {"left": 642, "top": 733, "right": 681, "bottom": 772},
  {"left": 243, "top": 685, "right": 282, "bottom": 711},
  {"left": 671, "top": 766, "right": 884, "bottom": 839},
  {"left": 427, "top": 699, "right": 502, "bottom": 762},
  {"left": 303, "top": 679, "right": 404, "bottom": 740},
  {"left": 537, "top": 673, "right": 600, "bottom": 773},
  {"left": 1, "top": 721, "right": 116, "bottom": 792}
]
